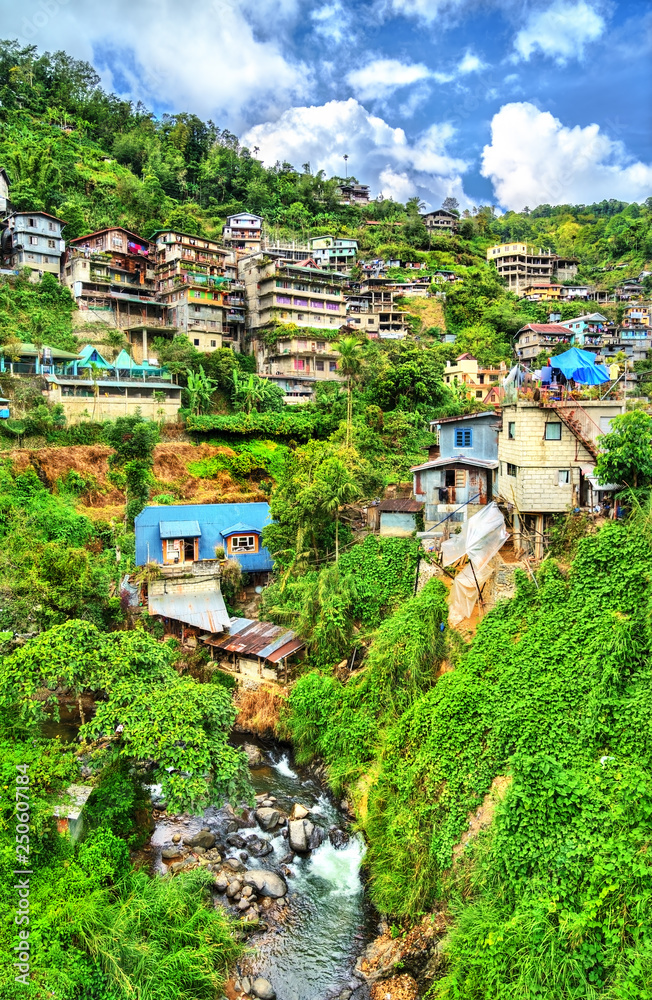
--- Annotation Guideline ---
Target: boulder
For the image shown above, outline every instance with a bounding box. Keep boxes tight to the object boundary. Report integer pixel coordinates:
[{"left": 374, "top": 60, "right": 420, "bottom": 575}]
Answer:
[
  {"left": 290, "top": 803, "right": 310, "bottom": 821},
  {"left": 288, "top": 818, "right": 314, "bottom": 853},
  {"left": 226, "top": 833, "right": 246, "bottom": 848},
  {"left": 308, "top": 826, "right": 324, "bottom": 850},
  {"left": 226, "top": 879, "right": 242, "bottom": 898},
  {"left": 243, "top": 743, "right": 263, "bottom": 766},
  {"left": 243, "top": 869, "right": 288, "bottom": 899},
  {"left": 252, "top": 976, "right": 276, "bottom": 1000},
  {"left": 255, "top": 807, "right": 280, "bottom": 831},
  {"left": 329, "top": 827, "right": 350, "bottom": 850},
  {"left": 188, "top": 829, "right": 216, "bottom": 849},
  {"left": 161, "top": 847, "right": 181, "bottom": 860},
  {"left": 225, "top": 857, "right": 245, "bottom": 872},
  {"left": 214, "top": 875, "right": 229, "bottom": 892}
]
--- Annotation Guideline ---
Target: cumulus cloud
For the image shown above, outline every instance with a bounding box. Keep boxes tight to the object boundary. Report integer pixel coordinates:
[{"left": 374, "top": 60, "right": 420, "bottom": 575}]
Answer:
[
  {"left": 457, "top": 51, "right": 487, "bottom": 74},
  {"left": 481, "top": 102, "right": 652, "bottom": 210},
  {"left": 242, "top": 99, "right": 470, "bottom": 207},
  {"left": 346, "top": 59, "right": 432, "bottom": 101},
  {"left": 378, "top": 0, "right": 471, "bottom": 24},
  {"left": 7, "top": 0, "right": 308, "bottom": 126},
  {"left": 512, "top": 1, "right": 606, "bottom": 63}
]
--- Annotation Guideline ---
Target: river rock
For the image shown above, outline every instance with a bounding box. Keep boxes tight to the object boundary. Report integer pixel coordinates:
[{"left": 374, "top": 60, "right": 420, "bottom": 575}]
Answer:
[
  {"left": 172, "top": 833, "right": 181, "bottom": 844},
  {"left": 244, "top": 743, "right": 263, "bottom": 766},
  {"left": 226, "top": 833, "right": 246, "bottom": 848},
  {"left": 261, "top": 799, "right": 275, "bottom": 808},
  {"left": 244, "top": 869, "right": 288, "bottom": 898},
  {"left": 252, "top": 977, "right": 276, "bottom": 1000},
  {"left": 290, "top": 803, "right": 310, "bottom": 820},
  {"left": 192, "top": 845, "right": 206, "bottom": 856},
  {"left": 187, "top": 829, "right": 215, "bottom": 849},
  {"left": 255, "top": 807, "right": 280, "bottom": 830},
  {"left": 225, "top": 857, "right": 246, "bottom": 872},
  {"left": 237, "top": 897, "right": 250, "bottom": 911},
  {"left": 161, "top": 847, "right": 181, "bottom": 859},
  {"left": 214, "top": 875, "right": 229, "bottom": 892},
  {"left": 241, "top": 976, "right": 251, "bottom": 994},
  {"left": 329, "top": 827, "right": 350, "bottom": 849},
  {"left": 308, "top": 825, "right": 324, "bottom": 850},
  {"left": 288, "top": 818, "right": 314, "bottom": 852},
  {"left": 226, "top": 879, "right": 242, "bottom": 898}
]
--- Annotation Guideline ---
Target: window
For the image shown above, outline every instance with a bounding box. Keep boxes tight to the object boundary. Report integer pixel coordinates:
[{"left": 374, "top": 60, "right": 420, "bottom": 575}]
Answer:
[
  {"left": 545, "top": 422, "right": 562, "bottom": 440},
  {"left": 475, "top": 391, "right": 483, "bottom": 398},
  {"left": 329, "top": 362, "right": 337, "bottom": 372},
  {"left": 455, "top": 428, "right": 472, "bottom": 447},
  {"left": 506, "top": 463, "right": 517, "bottom": 477},
  {"left": 316, "top": 360, "right": 324, "bottom": 371},
  {"left": 29, "top": 236, "right": 38, "bottom": 245},
  {"left": 231, "top": 535, "right": 256, "bottom": 551},
  {"left": 558, "top": 470, "right": 570, "bottom": 485},
  {"left": 210, "top": 340, "right": 216, "bottom": 348},
  {"left": 28, "top": 218, "right": 35, "bottom": 227},
  {"left": 95, "top": 238, "right": 103, "bottom": 247},
  {"left": 48, "top": 221, "right": 55, "bottom": 231},
  {"left": 368, "top": 318, "right": 374, "bottom": 324},
  {"left": 48, "top": 239, "right": 56, "bottom": 249},
  {"left": 193, "top": 339, "right": 200, "bottom": 346},
  {"left": 455, "top": 469, "right": 466, "bottom": 488},
  {"left": 415, "top": 471, "right": 423, "bottom": 494},
  {"left": 508, "top": 421, "right": 516, "bottom": 439},
  {"left": 194, "top": 306, "right": 201, "bottom": 312}
]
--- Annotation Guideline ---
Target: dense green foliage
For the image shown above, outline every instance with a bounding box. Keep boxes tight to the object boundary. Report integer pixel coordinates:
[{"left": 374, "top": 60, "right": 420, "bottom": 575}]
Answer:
[{"left": 596, "top": 410, "right": 652, "bottom": 490}]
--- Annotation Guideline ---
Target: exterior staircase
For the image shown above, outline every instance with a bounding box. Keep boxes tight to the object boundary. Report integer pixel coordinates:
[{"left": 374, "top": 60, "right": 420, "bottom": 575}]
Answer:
[{"left": 541, "top": 400, "right": 601, "bottom": 459}]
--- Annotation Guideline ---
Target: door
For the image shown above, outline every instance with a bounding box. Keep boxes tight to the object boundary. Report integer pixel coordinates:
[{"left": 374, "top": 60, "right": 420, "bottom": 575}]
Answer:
[{"left": 184, "top": 538, "right": 195, "bottom": 562}]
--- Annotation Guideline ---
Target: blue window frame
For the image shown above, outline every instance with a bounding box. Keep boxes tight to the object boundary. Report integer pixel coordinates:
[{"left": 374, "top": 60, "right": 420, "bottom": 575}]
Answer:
[{"left": 455, "top": 428, "right": 472, "bottom": 447}]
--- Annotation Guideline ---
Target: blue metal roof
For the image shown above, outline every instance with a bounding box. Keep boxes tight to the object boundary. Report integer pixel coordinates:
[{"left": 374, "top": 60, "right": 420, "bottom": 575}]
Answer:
[
  {"left": 159, "top": 520, "right": 202, "bottom": 538},
  {"left": 221, "top": 522, "right": 262, "bottom": 536}
]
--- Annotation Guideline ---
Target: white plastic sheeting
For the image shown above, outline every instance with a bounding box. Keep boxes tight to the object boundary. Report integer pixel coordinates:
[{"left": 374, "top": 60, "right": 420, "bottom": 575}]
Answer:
[{"left": 441, "top": 503, "right": 509, "bottom": 625}]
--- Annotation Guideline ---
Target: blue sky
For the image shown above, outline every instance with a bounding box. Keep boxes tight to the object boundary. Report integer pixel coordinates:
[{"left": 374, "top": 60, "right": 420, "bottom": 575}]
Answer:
[{"left": 6, "top": 0, "right": 652, "bottom": 210}]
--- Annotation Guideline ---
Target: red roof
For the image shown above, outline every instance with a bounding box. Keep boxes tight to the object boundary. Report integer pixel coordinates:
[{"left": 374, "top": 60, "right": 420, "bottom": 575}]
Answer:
[
  {"left": 69, "top": 226, "right": 151, "bottom": 246},
  {"left": 517, "top": 323, "right": 571, "bottom": 335}
]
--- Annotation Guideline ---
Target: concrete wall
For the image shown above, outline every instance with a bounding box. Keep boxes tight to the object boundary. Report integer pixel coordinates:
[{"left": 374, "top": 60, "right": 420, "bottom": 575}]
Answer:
[
  {"left": 46, "top": 385, "right": 181, "bottom": 424},
  {"left": 438, "top": 414, "right": 498, "bottom": 461},
  {"left": 379, "top": 512, "right": 416, "bottom": 536}
]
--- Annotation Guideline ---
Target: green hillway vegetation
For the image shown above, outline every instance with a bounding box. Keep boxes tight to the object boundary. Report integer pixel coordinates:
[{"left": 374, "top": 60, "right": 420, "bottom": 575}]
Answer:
[{"left": 2, "top": 38, "right": 652, "bottom": 1000}]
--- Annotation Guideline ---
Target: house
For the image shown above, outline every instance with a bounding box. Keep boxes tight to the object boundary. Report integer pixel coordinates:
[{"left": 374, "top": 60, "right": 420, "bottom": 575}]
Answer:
[
  {"left": 336, "top": 183, "right": 370, "bottom": 205},
  {"left": 497, "top": 397, "right": 624, "bottom": 558},
  {"left": 558, "top": 313, "right": 611, "bottom": 350},
  {"left": 412, "top": 411, "right": 500, "bottom": 526},
  {"left": 345, "top": 277, "right": 411, "bottom": 338},
  {"left": 0, "top": 168, "right": 10, "bottom": 214},
  {"left": 0, "top": 341, "right": 80, "bottom": 374},
  {"left": 421, "top": 209, "right": 459, "bottom": 232},
  {"left": 152, "top": 229, "right": 231, "bottom": 351},
  {"left": 222, "top": 212, "right": 262, "bottom": 250},
  {"left": 514, "top": 324, "right": 572, "bottom": 363},
  {"left": 309, "top": 235, "right": 358, "bottom": 269},
  {"left": 63, "top": 228, "right": 167, "bottom": 346},
  {"left": 258, "top": 372, "right": 317, "bottom": 404},
  {"left": 259, "top": 335, "right": 341, "bottom": 385},
  {"left": 206, "top": 618, "right": 304, "bottom": 683},
  {"left": 1, "top": 210, "right": 66, "bottom": 279},
  {"left": 486, "top": 243, "right": 578, "bottom": 295},
  {"left": 443, "top": 354, "right": 506, "bottom": 402},
  {"left": 135, "top": 502, "right": 274, "bottom": 578},
  {"left": 377, "top": 498, "right": 423, "bottom": 536}
]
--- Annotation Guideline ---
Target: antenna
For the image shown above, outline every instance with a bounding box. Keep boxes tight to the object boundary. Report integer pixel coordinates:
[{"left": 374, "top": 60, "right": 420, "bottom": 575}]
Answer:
[{"left": 343, "top": 154, "right": 349, "bottom": 178}]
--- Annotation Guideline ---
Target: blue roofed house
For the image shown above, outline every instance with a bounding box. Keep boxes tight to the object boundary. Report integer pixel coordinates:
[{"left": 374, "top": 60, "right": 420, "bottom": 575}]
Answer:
[
  {"left": 135, "top": 502, "right": 274, "bottom": 575},
  {"left": 412, "top": 411, "right": 500, "bottom": 527}
]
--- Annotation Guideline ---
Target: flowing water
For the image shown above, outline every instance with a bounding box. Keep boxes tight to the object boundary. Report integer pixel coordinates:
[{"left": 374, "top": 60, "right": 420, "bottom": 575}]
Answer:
[{"left": 150, "top": 739, "right": 375, "bottom": 1000}]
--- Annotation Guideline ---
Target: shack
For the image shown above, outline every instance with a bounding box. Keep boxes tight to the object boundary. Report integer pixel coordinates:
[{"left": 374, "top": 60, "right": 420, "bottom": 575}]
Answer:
[
  {"left": 207, "top": 618, "right": 304, "bottom": 682},
  {"left": 378, "top": 498, "right": 423, "bottom": 536}
]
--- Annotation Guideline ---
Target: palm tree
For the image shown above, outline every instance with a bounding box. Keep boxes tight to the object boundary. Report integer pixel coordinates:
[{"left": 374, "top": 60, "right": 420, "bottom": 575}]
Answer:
[
  {"left": 85, "top": 362, "right": 102, "bottom": 419},
  {"left": 333, "top": 336, "right": 364, "bottom": 448},
  {"left": 314, "top": 456, "right": 360, "bottom": 562}
]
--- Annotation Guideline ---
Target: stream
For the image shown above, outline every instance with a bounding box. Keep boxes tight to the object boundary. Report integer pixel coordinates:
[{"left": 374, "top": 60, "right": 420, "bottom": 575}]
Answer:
[{"left": 150, "top": 737, "right": 376, "bottom": 1000}]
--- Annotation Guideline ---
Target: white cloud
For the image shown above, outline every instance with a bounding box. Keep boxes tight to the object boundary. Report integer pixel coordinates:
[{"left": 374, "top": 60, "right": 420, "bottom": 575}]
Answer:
[
  {"left": 512, "top": 1, "right": 606, "bottom": 63},
  {"left": 7, "top": 0, "right": 308, "bottom": 127},
  {"left": 242, "top": 99, "right": 470, "bottom": 207},
  {"left": 378, "top": 0, "right": 470, "bottom": 25},
  {"left": 481, "top": 102, "right": 652, "bottom": 210},
  {"left": 346, "top": 59, "right": 432, "bottom": 101},
  {"left": 311, "top": 1, "right": 355, "bottom": 43}
]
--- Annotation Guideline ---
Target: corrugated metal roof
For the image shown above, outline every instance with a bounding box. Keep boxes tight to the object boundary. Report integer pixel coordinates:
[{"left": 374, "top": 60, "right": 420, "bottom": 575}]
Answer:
[
  {"left": 148, "top": 590, "right": 229, "bottom": 631},
  {"left": 221, "top": 522, "right": 262, "bottom": 536},
  {"left": 265, "top": 639, "right": 305, "bottom": 663},
  {"left": 159, "top": 520, "right": 201, "bottom": 538},
  {"left": 411, "top": 456, "right": 499, "bottom": 472},
  {"left": 209, "top": 619, "right": 304, "bottom": 660},
  {"left": 378, "top": 498, "right": 423, "bottom": 513}
]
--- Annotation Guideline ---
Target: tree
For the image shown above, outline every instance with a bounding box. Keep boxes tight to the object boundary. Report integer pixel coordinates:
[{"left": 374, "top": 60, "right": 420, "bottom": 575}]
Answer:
[
  {"left": 333, "top": 336, "right": 364, "bottom": 447},
  {"left": 105, "top": 415, "right": 159, "bottom": 527},
  {"left": 442, "top": 196, "right": 460, "bottom": 216},
  {"left": 596, "top": 411, "right": 652, "bottom": 490},
  {"left": 311, "top": 456, "right": 361, "bottom": 561},
  {"left": 186, "top": 365, "right": 217, "bottom": 415}
]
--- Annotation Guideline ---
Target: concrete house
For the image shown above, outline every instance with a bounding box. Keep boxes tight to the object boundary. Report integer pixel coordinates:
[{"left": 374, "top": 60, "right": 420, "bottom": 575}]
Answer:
[
  {"left": 135, "top": 502, "right": 274, "bottom": 577},
  {"left": 378, "top": 498, "right": 423, "bottom": 536},
  {"left": 421, "top": 209, "right": 459, "bottom": 232},
  {"left": 514, "top": 323, "right": 572, "bottom": 363},
  {"left": 2, "top": 210, "right": 66, "bottom": 278},
  {"left": 486, "top": 243, "right": 578, "bottom": 295},
  {"left": 443, "top": 354, "right": 506, "bottom": 402},
  {"left": 0, "top": 168, "right": 10, "bottom": 215},
  {"left": 222, "top": 212, "right": 262, "bottom": 251},
  {"left": 412, "top": 411, "right": 499, "bottom": 525},
  {"left": 309, "top": 235, "right": 358, "bottom": 269},
  {"left": 497, "top": 398, "right": 624, "bottom": 557}
]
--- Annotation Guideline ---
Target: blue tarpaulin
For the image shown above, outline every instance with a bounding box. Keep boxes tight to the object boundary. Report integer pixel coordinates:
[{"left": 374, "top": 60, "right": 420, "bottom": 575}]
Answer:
[{"left": 551, "top": 347, "right": 610, "bottom": 385}]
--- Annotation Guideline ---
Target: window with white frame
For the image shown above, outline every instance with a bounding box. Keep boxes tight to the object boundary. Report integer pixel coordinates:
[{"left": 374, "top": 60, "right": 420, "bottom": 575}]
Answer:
[
  {"left": 558, "top": 470, "right": 570, "bottom": 485},
  {"left": 230, "top": 535, "right": 256, "bottom": 551}
]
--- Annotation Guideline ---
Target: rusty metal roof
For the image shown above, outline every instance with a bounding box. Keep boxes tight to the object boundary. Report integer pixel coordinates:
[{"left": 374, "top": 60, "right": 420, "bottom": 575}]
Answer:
[
  {"left": 148, "top": 590, "right": 230, "bottom": 632},
  {"left": 265, "top": 639, "right": 305, "bottom": 663},
  {"left": 378, "top": 498, "right": 423, "bottom": 513},
  {"left": 208, "top": 618, "right": 304, "bottom": 661}
]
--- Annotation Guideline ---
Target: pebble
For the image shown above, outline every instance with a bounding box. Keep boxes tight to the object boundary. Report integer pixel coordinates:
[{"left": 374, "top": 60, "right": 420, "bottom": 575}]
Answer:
[
  {"left": 172, "top": 833, "right": 181, "bottom": 844},
  {"left": 241, "top": 976, "right": 251, "bottom": 994},
  {"left": 226, "top": 880, "right": 242, "bottom": 898}
]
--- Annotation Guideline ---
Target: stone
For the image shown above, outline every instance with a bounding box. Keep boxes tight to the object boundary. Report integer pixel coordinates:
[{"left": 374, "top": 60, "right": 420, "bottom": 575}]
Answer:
[
  {"left": 227, "top": 833, "right": 246, "bottom": 848},
  {"left": 243, "top": 869, "right": 288, "bottom": 899},
  {"left": 188, "top": 829, "right": 216, "bottom": 849},
  {"left": 226, "top": 879, "right": 242, "bottom": 898},
  {"left": 172, "top": 832, "right": 181, "bottom": 844},
  {"left": 288, "top": 818, "right": 314, "bottom": 853},
  {"left": 260, "top": 897, "right": 273, "bottom": 910},
  {"left": 252, "top": 976, "right": 276, "bottom": 1000},
  {"left": 290, "top": 803, "right": 310, "bottom": 821},
  {"left": 237, "top": 897, "right": 251, "bottom": 911},
  {"left": 225, "top": 857, "right": 245, "bottom": 872},
  {"left": 240, "top": 851, "right": 249, "bottom": 861},
  {"left": 192, "top": 845, "right": 206, "bottom": 856},
  {"left": 279, "top": 852, "right": 294, "bottom": 865},
  {"left": 307, "top": 826, "right": 324, "bottom": 850},
  {"left": 243, "top": 743, "right": 263, "bottom": 766},
  {"left": 255, "top": 807, "right": 280, "bottom": 830},
  {"left": 262, "top": 799, "right": 275, "bottom": 808},
  {"left": 161, "top": 847, "right": 181, "bottom": 860},
  {"left": 170, "top": 859, "right": 195, "bottom": 874},
  {"left": 241, "top": 976, "right": 251, "bottom": 994},
  {"left": 329, "top": 827, "right": 350, "bottom": 850},
  {"left": 214, "top": 875, "right": 229, "bottom": 892}
]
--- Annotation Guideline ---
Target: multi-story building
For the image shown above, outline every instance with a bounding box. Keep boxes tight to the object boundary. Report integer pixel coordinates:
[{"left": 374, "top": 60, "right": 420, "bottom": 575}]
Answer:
[
  {"left": 497, "top": 397, "right": 624, "bottom": 558},
  {"left": 222, "top": 212, "right": 262, "bottom": 251},
  {"left": 261, "top": 335, "right": 340, "bottom": 386},
  {"left": 443, "top": 354, "right": 507, "bottom": 402},
  {"left": 0, "top": 168, "right": 10, "bottom": 215},
  {"left": 336, "top": 183, "right": 370, "bottom": 205},
  {"left": 153, "top": 229, "right": 231, "bottom": 351},
  {"left": 421, "top": 209, "right": 459, "bottom": 232},
  {"left": 63, "top": 228, "right": 165, "bottom": 347},
  {"left": 345, "top": 277, "right": 411, "bottom": 339},
  {"left": 309, "top": 235, "right": 358, "bottom": 269},
  {"left": 487, "top": 243, "right": 578, "bottom": 294},
  {"left": 514, "top": 323, "right": 573, "bottom": 363},
  {"left": 2, "top": 210, "right": 66, "bottom": 278},
  {"left": 558, "top": 313, "right": 612, "bottom": 350}
]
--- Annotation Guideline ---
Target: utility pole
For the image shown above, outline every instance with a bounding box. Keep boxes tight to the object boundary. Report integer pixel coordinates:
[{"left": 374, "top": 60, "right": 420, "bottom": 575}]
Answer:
[{"left": 343, "top": 154, "right": 349, "bottom": 178}]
